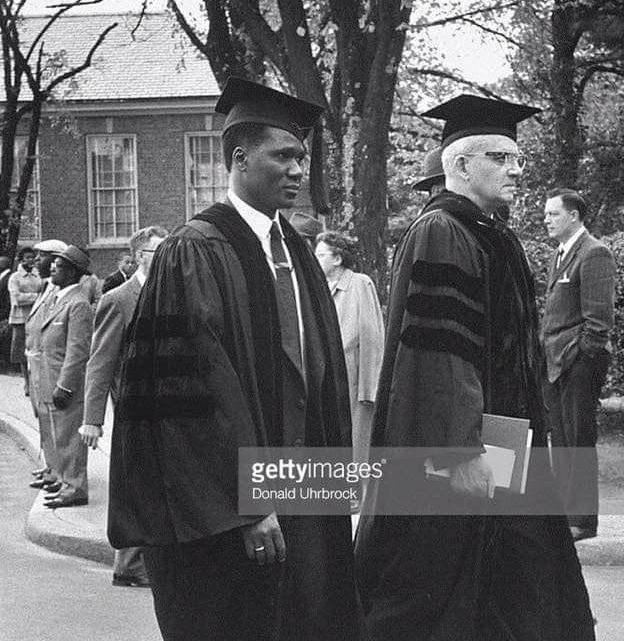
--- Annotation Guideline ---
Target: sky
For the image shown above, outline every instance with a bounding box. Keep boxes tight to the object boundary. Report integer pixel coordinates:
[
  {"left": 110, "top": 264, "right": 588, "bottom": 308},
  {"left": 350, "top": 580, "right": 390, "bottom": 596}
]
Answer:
[{"left": 20, "top": 0, "right": 511, "bottom": 84}]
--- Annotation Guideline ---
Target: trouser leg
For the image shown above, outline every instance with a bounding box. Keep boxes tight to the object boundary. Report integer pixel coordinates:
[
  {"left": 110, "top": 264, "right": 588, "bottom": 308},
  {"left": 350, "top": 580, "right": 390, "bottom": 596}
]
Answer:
[
  {"left": 113, "top": 547, "right": 147, "bottom": 578},
  {"left": 546, "top": 351, "right": 608, "bottom": 530},
  {"left": 48, "top": 402, "right": 88, "bottom": 500}
]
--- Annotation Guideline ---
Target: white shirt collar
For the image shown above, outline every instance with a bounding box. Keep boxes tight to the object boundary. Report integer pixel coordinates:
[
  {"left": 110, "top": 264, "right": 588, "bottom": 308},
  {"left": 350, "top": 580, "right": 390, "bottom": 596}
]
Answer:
[
  {"left": 228, "top": 188, "right": 282, "bottom": 242},
  {"left": 55, "top": 282, "right": 80, "bottom": 302},
  {"left": 559, "top": 225, "right": 585, "bottom": 257}
]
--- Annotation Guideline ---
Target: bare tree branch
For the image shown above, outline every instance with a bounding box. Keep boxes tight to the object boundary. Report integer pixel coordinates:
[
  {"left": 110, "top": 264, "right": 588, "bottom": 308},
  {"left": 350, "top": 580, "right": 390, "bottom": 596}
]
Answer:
[
  {"left": 407, "top": 67, "right": 506, "bottom": 100},
  {"left": 130, "top": 0, "right": 150, "bottom": 38},
  {"left": 26, "top": 0, "right": 101, "bottom": 63},
  {"left": 167, "top": 0, "right": 208, "bottom": 58},
  {"left": 576, "top": 63, "right": 624, "bottom": 110},
  {"left": 412, "top": 1, "right": 520, "bottom": 30},
  {"left": 44, "top": 22, "right": 117, "bottom": 94},
  {"left": 459, "top": 16, "right": 525, "bottom": 49}
]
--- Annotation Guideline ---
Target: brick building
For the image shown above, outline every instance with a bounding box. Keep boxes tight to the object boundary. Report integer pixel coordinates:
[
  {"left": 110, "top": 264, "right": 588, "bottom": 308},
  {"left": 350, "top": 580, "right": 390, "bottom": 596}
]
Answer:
[{"left": 2, "top": 12, "right": 315, "bottom": 277}]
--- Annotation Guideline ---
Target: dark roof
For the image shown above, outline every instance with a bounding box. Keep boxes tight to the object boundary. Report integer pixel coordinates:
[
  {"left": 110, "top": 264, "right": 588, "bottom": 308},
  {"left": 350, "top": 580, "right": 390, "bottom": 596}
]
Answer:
[{"left": 0, "top": 12, "right": 219, "bottom": 102}]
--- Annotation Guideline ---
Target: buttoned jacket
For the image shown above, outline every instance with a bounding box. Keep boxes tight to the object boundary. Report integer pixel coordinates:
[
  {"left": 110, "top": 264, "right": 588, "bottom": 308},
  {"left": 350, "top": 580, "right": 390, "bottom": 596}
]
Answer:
[
  {"left": 39, "top": 286, "right": 93, "bottom": 403},
  {"left": 541, "top": 230, "right": 615, "bottom": 383}
]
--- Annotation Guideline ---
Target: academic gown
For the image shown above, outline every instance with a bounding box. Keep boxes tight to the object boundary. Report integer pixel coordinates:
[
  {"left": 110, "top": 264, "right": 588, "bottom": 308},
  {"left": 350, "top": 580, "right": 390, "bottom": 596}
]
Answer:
[
  {"left": 109, "top": 204, "right": 363, "bottom": 640},
  {"left": 355, "top": 191, "right": 595, "bottom": 641}
]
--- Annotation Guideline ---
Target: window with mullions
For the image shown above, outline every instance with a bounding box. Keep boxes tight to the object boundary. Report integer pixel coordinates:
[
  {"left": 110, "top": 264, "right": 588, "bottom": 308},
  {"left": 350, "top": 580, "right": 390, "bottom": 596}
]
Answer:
[
  {"left": 87, "top": 135, "right": 138, "bottom": 242},
  {"left": 0, "top": 136, "right": 41, "bottom": 241},
  {"left": 185, "top": 133, "right": 228, "bottom": 219}
]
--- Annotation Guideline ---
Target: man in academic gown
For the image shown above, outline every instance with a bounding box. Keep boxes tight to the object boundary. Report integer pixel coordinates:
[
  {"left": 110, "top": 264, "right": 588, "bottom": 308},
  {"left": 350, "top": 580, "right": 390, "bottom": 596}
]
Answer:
[
  {"left": 109, "top": 78, "right": 363, "bottom": 641},
  {"left": 355, "top": 96, "right": 595, "bottom": 640}
]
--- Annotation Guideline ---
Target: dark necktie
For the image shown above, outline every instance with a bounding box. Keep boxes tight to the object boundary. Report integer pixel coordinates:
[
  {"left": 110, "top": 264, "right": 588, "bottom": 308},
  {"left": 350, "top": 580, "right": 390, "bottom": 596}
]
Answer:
[
  {"left": 269, "top": 222, "right": 302, "bottom": 371},
  {"left": 556, "top": 248, "right": 564, "bottom": 269}
]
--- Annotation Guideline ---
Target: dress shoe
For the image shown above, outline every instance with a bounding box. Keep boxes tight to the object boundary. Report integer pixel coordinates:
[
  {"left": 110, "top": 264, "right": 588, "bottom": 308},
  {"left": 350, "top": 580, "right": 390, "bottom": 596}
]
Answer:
[
  {"left": 112, "top": 574, "right": 151, "bottom": 588},
  {"left": 570, "top": 526, "right": 597, "bottom": 542},
  {"left": 41, "top": 481, "right": 62, "bottom": 494},
  {"left": 29, "top": 478, "right": 51, "bottom": 489},
  {"left": 44, "top": 496, "right": 88, "bottom": 509},
  {"left": 31, "top": 467, "right": 49, "bottom": 477}
]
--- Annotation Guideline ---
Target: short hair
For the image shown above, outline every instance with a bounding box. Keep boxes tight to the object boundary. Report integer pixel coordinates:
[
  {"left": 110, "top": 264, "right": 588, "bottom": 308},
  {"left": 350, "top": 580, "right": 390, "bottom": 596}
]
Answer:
[
  {"left": 546, "top": 188, "right": 587, "bottom": 221},
  {"left": 222, "top": 122, "right": 270, "bottom": 172},
  {"left": 316, "top": 231, "right": 356, "bottom": 270},
  {"left": 129, "top": 225, "right": 169, "bottom": 256},
  {"left": 18, "top": 246, "right": 35, "bottom": 260}
]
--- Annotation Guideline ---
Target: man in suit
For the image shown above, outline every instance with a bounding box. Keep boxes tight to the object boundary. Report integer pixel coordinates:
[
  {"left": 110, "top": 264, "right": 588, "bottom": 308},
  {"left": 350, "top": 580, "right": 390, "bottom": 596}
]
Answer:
[
  {"left": 39, "top": 245, "right": 94, "bottom": 509},
  {"left": 80, "top": 225, "right": 167, "bottom": 587},
  {"left": 25, "top": 239, "right": 68, "bottom": 491},
  {"left": 542, "top": 187, "right": 616, "bottom": 541},
  {"left": 109, "top": 78, "right": 362, "bottom": 641},
  {"left": 101, "top": 252, "right": 135, "bottom": 294}
]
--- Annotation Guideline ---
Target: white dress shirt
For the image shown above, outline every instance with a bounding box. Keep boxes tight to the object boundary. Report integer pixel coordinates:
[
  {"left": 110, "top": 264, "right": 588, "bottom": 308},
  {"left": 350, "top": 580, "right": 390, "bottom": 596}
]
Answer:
[{"left": 228, "top": 189, "right": 305, "bottom": 365}]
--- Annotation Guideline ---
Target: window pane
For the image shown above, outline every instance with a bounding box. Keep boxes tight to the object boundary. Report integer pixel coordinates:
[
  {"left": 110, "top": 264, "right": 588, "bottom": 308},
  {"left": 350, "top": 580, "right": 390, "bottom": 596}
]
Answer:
[
  {"left": 187, "top": 134, "right": 227, "bottom": 218},
  {"left": 88, "top": 135, "right": 137, "bottom": 242}
]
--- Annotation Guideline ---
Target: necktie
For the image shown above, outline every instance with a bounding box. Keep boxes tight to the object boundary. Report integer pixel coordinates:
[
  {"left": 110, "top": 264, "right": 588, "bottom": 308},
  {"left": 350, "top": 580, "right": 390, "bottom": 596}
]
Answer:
[
  {"left": 269, "top": 222, "right": 302, "bottom": 371},
  {"left": 556, "top": 248, "right": 564, "bottom": 269}
]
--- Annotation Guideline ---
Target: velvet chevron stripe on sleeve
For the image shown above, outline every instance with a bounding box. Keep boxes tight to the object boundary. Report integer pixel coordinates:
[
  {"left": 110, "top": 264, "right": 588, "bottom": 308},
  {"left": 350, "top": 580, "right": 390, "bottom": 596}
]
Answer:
[{"left": 400, "top": 259, "right": 485, "bottom": 372}]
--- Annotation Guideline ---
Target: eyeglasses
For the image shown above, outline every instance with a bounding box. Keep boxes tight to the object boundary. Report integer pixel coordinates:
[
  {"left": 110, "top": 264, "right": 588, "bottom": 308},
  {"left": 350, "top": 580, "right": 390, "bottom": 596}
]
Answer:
[{"left": 463, "top": 151, "right": 527, "bottom": 170}]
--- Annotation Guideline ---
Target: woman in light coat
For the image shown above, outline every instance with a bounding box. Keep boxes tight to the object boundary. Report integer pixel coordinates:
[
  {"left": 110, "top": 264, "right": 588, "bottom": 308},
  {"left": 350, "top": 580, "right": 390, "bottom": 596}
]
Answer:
[{"left": 315, "top": 232, "right": 385, "bottom": 477}]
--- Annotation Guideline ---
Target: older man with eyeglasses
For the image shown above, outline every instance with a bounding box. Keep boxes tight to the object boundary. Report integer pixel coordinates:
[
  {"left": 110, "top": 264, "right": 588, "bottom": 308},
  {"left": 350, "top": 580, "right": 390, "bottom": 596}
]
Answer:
[{"left": 355, "top": 95, "right": 595, "bottom": 640}]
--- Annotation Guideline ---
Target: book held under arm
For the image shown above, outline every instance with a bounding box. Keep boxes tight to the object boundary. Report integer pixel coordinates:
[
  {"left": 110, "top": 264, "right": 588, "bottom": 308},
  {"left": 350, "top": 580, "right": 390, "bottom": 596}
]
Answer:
[{"left": 425, "top": 413, "right": 533, "bottom": 494}]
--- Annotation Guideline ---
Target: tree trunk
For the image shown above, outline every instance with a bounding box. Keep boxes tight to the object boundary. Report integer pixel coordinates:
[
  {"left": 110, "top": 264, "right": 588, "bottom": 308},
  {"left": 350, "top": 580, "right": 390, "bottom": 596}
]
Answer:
[{"left": 550, "top": 1, "right": 583, "bottom": 188}]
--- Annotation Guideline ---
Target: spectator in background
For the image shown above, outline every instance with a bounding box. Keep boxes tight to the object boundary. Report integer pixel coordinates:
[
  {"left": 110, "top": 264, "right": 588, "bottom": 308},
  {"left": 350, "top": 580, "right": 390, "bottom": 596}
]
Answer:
[
  {"left": 542, "top": 188, "right": 616, "bottom": 542},
  {"left": 0, "top": 256, "right": 12, "bottom": 367},
  {"left": 315, "top": 231, "right": 384, "bottom": 504},
  {"left": 80, "top": 225, "right": 168, "bottom": 588},
  {"left": 0, "top": 255, "right": 11, "bottom": 321},
  {"left": 26, "top": 239, "right": 68, "bottom": 491},
  {"left": 79, "top": 253, "right": 102, "bottom": 310},
  {"left": 102, "top": 252, "right": 135, "bottom": 294},
  {"left": 413, "top": 146, "right": 445, "bottom": 196},
  {"left": 8, "top": 246, "right": 40, "bottom": 394},
  {"left": 288, "top": 211, "right": 323, "bottom": 248},
  {"left": 38, "top": 246, "right": 93, "bottom": 509}
]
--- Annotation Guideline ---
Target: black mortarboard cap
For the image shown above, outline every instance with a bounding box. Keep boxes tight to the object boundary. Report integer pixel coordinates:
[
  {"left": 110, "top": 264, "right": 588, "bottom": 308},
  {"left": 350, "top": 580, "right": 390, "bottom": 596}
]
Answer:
[
  {"left": 216, "top": 77, "right": 324, "bottom": 141},
  {"left": 422, "top": 95, "right": 541, "bottom": 147}
]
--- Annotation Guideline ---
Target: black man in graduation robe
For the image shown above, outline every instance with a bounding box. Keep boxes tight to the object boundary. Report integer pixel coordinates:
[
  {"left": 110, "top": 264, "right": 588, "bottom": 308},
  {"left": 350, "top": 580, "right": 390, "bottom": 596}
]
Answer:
[
  {"left": 355, "top": 96, "right": 595, "bottom": 641},
  {"left": 108, "top": 78, "right": 363, "bottom": 641}
]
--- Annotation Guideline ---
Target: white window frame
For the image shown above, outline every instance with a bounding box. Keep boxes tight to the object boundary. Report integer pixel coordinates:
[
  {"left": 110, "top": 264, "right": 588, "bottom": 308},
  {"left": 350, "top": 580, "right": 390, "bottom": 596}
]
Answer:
[
  {"left": 184, "top": 132, "right": 228, "bottom": 220},
  {"left": 86, "top": 134, "right": 139, "bottom": 245},
  {"left": 0, "top": 136, "right": 42, "bottom": 242}
]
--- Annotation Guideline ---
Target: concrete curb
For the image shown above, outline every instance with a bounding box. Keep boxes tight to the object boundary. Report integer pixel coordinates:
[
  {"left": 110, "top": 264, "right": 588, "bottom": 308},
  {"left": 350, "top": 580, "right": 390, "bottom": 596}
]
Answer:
[
  {"left": 25, "top": 491, "right": 114, "bottom": 566},
  {"left": 0, "top": 408, "right": 114, "bottom": 567},
  {"left": 0, "top": 412, "right": 40, "bottom": 463}
]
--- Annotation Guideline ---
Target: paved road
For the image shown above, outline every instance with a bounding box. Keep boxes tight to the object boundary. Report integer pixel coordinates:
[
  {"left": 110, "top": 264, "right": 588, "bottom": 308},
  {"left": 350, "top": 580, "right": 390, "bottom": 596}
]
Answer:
[
  {"left": 1, "top": 429, "right": 622, "bottom": 640},
  {"left": 0, "top": 431, "right": 161, "bottom": 641}
]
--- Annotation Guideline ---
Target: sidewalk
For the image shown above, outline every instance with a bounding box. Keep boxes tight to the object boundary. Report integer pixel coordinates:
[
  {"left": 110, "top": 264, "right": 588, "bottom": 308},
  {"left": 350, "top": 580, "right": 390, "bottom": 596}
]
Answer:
[
  {"left": 0, "top": 373, "right": 114, "bottom": 565},
  {"left": 1, "top": 372, "right": 624, "bottom": 566}
]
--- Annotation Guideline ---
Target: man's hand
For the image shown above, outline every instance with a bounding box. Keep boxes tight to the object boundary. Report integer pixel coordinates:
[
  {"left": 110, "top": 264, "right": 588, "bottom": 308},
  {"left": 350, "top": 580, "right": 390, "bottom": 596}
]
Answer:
[
  {"left": 52, "top": 386, "right": 72, "bottom": 410},
  {"left": 241, "top": 511, "right": 286, "bottom": 566},
  {"left": 79, "top": 424, "right": 103, "bottom": 449},
  {"left": 450, "top": 455, "right": 495, "bottom": 499}
]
